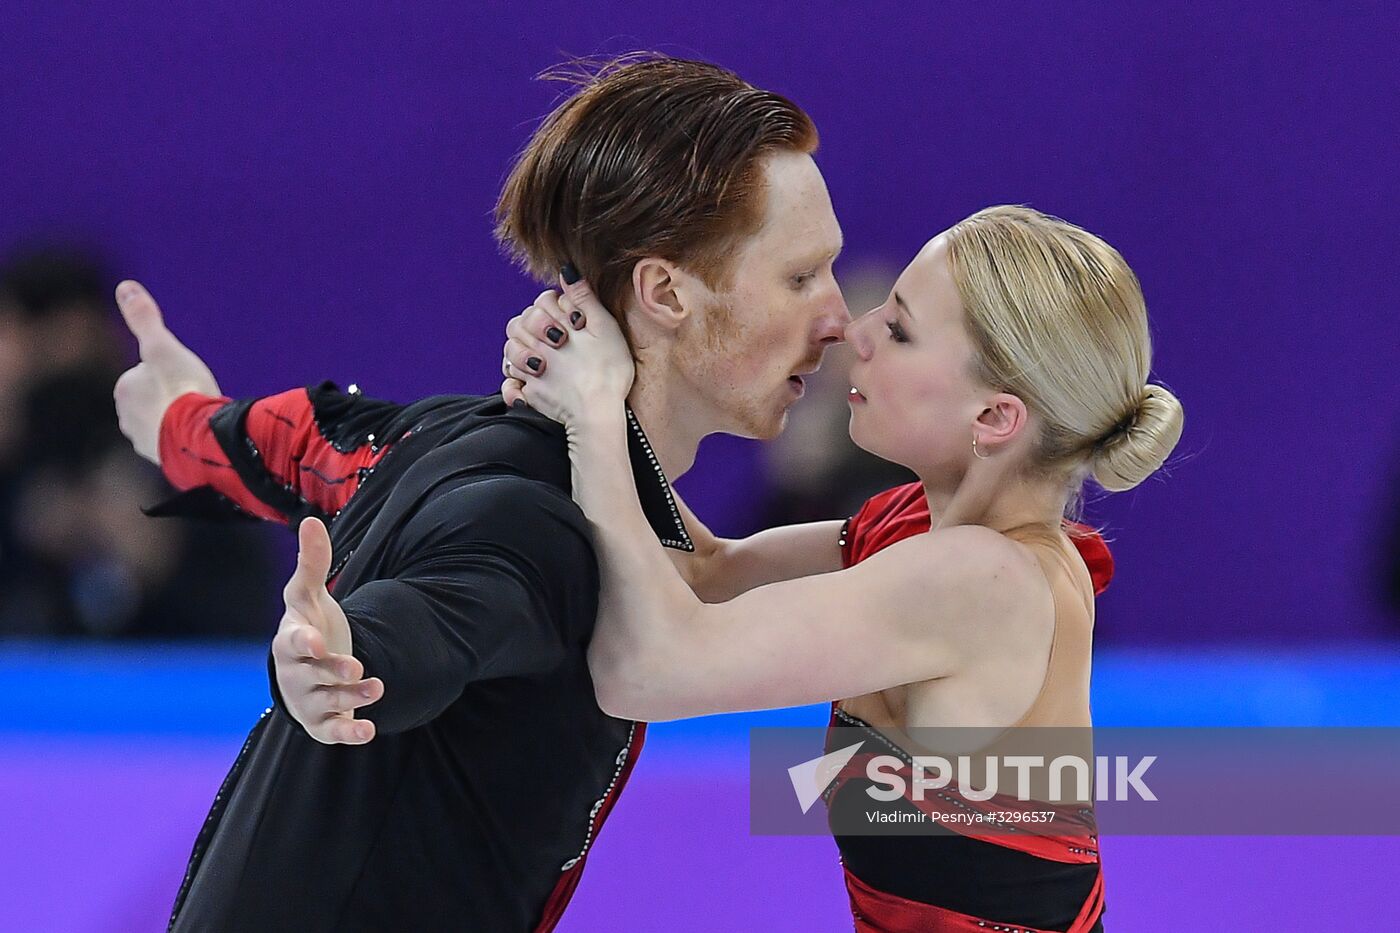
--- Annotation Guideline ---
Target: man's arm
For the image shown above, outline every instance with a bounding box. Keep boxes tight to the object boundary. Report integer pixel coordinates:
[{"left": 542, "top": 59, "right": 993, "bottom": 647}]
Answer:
[
  {"left": 115, "top": 280, "right": 402, "bottom": 525},
  {"left": 272, "top": 476, "right": 597, "bottom": 741},
  {"left": 156, "top": 385, "right": 402, "bottom": 525}
]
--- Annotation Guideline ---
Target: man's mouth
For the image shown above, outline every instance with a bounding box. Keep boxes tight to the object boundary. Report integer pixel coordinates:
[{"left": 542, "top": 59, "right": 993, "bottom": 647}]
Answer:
[
  {"left": 848, "top": 385, "right": 867, "bottom": 403},
  {"left": 785, "top": 356, "right": 825, "bottom": 398},
  {"left": 788, "top": 359, "right": 824, "bottom": 389}
]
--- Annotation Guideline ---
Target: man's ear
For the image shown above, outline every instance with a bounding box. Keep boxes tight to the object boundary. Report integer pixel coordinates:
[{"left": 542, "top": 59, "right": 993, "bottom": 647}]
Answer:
[
  {"left": 629, "top": 258, "right": 693, "bottom": 334},
  {"left": 973, "top": 392, "right": 1030, "bottom": 452}
]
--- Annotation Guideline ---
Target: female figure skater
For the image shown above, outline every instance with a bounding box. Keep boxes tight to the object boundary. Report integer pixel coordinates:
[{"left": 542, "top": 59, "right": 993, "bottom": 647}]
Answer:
[{"left": 502, "top": 205, "right": 1183, "bottom": 932}]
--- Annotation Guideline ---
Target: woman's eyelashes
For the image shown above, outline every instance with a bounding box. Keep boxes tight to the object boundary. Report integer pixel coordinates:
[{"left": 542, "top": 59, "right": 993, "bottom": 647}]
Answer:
[{"left": 886, "top": 319, "right": 910, "bottom": 343}]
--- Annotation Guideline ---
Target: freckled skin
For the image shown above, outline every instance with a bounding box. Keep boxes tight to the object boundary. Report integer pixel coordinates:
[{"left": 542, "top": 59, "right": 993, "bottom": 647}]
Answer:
[{"left": 667, "top": 151, "right": 849, "bottom": 440}]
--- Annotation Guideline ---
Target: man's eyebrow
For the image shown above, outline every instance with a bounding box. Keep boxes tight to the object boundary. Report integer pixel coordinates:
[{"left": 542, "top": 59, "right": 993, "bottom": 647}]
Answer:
[{"left": 804, "top": 240, "right": 843, "bottom": 268}]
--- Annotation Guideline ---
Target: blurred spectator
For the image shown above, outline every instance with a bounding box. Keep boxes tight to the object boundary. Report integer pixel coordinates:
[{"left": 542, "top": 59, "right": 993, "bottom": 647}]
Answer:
[
  {"left": 759, "top": 260, "right": 915, "bottom": 527},
  {"left": 0, "top": 247, "right": 279, "bottom": 638}
]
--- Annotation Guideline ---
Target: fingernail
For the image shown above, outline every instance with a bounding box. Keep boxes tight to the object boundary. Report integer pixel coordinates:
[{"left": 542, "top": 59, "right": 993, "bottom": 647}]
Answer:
[
  {"left": 527, "top": 357, "right": 542, "bottom": 372},
  {"left": 512, "top": 398, "right": 527, "bottom": 409},
  {"left": 560, "top": 262, "right": 581, "bottom": 285},
  {"left": 546, "top": 326, "right": 564, "bottom": 344},
  {"left": 569, "top": 311, "right": 582, "bottom": 326}
]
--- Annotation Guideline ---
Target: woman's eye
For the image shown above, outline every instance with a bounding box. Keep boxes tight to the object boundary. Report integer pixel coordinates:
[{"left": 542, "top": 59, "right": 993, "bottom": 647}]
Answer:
[{"left": 886, "top": 320, "right": 909, "bottom": 343}]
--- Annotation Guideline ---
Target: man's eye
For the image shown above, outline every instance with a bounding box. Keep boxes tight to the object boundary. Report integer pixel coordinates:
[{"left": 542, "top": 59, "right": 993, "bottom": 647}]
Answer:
[{"left": 792, "top": 273, "right": 816, "bottom": 288}]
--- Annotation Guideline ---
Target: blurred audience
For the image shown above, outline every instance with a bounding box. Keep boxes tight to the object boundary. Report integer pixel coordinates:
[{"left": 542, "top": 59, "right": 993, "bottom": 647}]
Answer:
[
  {"left": 0, "top": 247, "right": 278, "bottom": 638},
  {"left": 758, "top": 261, "right": 915, "bottom": 527}
]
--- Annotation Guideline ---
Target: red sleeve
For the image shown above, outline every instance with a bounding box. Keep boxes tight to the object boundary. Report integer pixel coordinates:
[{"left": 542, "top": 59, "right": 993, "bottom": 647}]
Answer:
[{"left": 157, "top": 388, "right": 393, "bottom": 525}]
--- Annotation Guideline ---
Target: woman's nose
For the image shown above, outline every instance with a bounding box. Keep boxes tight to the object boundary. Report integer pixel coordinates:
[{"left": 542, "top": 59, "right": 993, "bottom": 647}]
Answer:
[{"left": 845, "top": 309, "right": 877, "bottom": 360}]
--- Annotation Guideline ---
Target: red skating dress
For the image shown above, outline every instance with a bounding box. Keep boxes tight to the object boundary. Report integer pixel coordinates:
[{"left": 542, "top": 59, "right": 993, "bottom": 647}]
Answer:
[{"left": 826, "top": 483, "right": 1114, "bottom": 932}]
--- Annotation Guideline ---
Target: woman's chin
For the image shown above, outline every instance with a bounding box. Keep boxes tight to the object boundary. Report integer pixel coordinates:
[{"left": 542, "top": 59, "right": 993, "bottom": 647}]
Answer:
[
  {"left": 846, "top": 414, "right": 880, "bottom": 458},
  {"left": 848, "top": 419, "right": 921, "bottom": 475}
]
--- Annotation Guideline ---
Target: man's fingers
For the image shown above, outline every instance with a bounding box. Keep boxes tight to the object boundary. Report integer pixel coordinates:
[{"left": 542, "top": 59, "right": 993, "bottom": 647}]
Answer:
[
  {"left": 303, "top": 651, "right": 364, "bottom": 685},
  {"left": 273, "top": 624, "right": 360, "bottom": 682},
  {"left": 310, "top": 678, "right": 384, "bottom": 716},
  {"left": 282, "top": 654, "right": 365, "bottom": 712},
  {"left": 276, "top": 619, "right": 327, "bottom": 661},
  {"left": 312, "top": 715, "right": 376, "bottom": 746},
  {"left": 114, "top": 280, "right": 170, "bottom": 355}
]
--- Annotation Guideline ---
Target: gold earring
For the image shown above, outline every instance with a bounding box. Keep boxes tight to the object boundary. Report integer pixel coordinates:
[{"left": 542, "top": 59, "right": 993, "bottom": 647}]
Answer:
[{"left": 972, "top": 435, "right": 990, "bottom": 460}]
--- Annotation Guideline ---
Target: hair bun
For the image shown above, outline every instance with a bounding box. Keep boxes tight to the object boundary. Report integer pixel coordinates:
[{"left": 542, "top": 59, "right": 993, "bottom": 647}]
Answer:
[{"left": 1090, "top": 384, "right": 1184, "bottom": 492}]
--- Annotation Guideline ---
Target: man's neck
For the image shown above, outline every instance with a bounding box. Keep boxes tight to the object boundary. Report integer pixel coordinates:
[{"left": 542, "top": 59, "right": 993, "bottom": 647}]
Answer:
[{"left": 625, "top": 365, "right": 709, "bottom": 481}]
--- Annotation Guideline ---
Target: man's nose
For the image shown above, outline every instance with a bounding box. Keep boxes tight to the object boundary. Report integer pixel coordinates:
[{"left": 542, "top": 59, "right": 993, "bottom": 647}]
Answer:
[{"left": 815, "top": 292, "right": 852, "bottom": 345}]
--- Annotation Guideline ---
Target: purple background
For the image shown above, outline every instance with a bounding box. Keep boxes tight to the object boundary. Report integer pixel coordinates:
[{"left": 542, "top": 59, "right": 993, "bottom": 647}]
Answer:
[
  {"left": 3, "top": 3, "right": 1398, "bottom": 643},
  {"left": 4, "top": 5, "right": 1400, "bottom": 931}
]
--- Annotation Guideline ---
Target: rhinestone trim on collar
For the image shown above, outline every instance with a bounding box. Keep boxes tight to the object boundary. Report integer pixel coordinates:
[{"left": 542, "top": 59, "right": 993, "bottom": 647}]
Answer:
[{"left": 625, "top": 407, "right": 693, "bottom": 551}]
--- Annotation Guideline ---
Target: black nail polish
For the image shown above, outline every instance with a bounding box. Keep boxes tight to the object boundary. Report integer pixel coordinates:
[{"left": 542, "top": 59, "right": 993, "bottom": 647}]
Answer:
[
  {"left": 512, "top": 398, "right": 527, "bottom": 409},
  {"left": 569, "top": 311, "right": 582, "bottom": 326},
  {"left": 546, "top": 326, "right": 564, "bottom": 344},
  {"left": 560, "top": 262, "right": 581, "bottom": 285},
  {"left": 527, "top": 357, "right": 542, "bottom": 372}
]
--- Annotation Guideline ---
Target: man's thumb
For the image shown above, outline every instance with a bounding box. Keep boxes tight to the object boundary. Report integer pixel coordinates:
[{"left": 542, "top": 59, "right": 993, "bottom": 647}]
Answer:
[
  {"left": 115, "top": 280, "right": 171, "bottom": 355},
  {"left": 295, "top": 517, "right": 334, "bottom": 590}
]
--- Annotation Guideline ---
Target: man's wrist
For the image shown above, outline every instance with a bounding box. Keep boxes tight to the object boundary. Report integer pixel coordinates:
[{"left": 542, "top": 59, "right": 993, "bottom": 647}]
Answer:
[{"left": 157, "top": 390, "right": 232, "bottom": 478}]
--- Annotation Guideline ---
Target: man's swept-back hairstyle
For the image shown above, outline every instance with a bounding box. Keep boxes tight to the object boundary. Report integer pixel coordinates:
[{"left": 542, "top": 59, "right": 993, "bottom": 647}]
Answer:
[{"left": 495, "top": 54, "right": 818, "bottom": 321}]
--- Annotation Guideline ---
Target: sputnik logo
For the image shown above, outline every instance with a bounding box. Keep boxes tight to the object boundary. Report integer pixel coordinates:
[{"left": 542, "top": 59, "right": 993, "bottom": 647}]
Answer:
[{"left": 787, "top": 741, "right": 865, "bottom": 814}]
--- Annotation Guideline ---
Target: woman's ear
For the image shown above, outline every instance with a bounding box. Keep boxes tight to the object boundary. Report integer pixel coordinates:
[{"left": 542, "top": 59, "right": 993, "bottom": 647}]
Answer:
[{"left": 973, "top": 393, "right": 1030, "bottom": 451}]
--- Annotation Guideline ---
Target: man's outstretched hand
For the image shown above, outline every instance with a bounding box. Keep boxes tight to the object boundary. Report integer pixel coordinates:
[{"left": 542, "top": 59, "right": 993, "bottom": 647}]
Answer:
[
  {"left": 272, "top": 517, "right": 384, "bottom": 744},
  {"left": 112, "top": 280, "right": 221, "bottom": 464}
]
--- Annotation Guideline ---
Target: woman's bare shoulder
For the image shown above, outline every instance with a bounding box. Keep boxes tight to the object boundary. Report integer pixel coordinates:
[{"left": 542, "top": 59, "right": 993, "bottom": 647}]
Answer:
[{"left": 853, "top": 524, "right": 1051, "bottom": 654}]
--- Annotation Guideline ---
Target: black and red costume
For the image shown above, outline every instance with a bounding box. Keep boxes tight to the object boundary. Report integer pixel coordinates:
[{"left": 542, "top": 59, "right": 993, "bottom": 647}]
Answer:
[
  {"left": 152, "top": 383, "right": 694, "bottom": 933},
  {"left": 826, "top": 483, "right": 1113, "bottom": 933}
]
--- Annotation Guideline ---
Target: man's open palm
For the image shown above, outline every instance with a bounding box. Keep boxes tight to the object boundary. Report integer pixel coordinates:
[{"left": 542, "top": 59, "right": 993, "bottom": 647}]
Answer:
[
  {"left": 112, "top": 280, "right": 221, "bottom": 464},
  {"left": 272, "top": 517, "right": 383, "bottom": 745}
]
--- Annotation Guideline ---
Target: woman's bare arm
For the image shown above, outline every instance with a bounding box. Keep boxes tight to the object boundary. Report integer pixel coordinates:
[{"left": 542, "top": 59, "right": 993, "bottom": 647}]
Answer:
[
  {"left": 504, "top": 282, "right": 1040, "bottom": 722},
  {"left": 562, "top": 408, "right": 1039, "bottom": 721},
  {"left": 668, "top": 490, "right": 844, "bottom": 602}
]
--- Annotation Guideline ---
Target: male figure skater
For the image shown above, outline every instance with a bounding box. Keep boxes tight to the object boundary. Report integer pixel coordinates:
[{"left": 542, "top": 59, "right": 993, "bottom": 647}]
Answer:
[{"left": 114, "top": 57, "right": 847, "bottom": 932}]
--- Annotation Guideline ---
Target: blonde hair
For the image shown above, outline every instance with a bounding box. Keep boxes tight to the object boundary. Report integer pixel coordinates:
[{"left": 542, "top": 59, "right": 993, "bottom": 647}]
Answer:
[{"left": 945, "top": 205, "right": 1184, "bottom": 493}]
